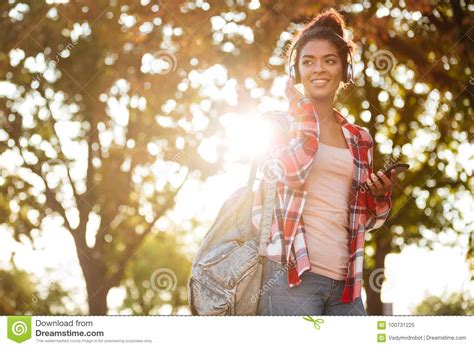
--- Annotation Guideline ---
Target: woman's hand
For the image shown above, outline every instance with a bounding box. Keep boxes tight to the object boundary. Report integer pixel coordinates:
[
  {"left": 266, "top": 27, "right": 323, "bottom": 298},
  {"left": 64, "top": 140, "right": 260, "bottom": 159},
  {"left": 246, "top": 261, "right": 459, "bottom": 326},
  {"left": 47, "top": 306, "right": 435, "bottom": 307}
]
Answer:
[
  {"left": 367, "top": 169, "right": 397, "bottom": 198},
  {"left": 285, "top": 77, "right": 306, "bottom": 109}
]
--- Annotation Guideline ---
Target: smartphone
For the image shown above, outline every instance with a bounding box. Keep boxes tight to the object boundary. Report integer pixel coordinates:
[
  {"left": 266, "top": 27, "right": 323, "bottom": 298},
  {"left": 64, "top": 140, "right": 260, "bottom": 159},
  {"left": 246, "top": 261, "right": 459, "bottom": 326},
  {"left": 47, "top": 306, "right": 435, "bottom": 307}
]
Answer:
[{"left": 360, "top": 163, "right": 409, "bottom": 192}]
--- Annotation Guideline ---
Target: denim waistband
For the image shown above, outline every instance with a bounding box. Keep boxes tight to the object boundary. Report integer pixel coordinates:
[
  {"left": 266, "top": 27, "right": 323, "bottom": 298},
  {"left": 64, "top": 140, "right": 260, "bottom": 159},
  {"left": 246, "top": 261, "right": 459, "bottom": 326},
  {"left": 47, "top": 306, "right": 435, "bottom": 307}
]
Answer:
[{"left": 264, "top": 256, "right": 346, "bottom": 291}]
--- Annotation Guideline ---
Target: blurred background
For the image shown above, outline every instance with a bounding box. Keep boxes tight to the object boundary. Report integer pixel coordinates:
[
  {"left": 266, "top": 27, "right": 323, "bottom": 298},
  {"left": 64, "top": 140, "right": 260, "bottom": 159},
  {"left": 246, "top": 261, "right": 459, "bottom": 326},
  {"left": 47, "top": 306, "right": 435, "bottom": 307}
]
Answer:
[{"left": 0, "top": 0, "right": 472, "bottom": 315}]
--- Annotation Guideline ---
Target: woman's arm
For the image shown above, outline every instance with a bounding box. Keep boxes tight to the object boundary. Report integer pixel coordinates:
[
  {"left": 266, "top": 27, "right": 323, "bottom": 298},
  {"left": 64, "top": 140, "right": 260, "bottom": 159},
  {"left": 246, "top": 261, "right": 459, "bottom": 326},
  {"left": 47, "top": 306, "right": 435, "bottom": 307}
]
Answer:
[
  {"left": 364, "top": 132, "right": 393, "bottom": 231},
  {"left": 258, "top": 96, "right": 320, "bottom": 190}
]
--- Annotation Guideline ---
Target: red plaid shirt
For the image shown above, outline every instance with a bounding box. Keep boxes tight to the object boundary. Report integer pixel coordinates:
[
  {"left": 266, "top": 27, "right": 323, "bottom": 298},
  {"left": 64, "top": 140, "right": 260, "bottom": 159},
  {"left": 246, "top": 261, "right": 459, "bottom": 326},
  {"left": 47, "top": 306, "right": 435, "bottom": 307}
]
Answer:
[{"left": 251, "top": 98, "right": 392, "bottom": 303}]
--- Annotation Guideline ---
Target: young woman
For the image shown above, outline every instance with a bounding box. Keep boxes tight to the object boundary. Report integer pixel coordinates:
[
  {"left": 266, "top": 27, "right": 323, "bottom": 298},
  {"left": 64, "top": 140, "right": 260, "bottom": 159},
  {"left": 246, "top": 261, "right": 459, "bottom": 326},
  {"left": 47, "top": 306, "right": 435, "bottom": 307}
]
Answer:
[{"left": 253, "top": 8, "right": 398, "bottom": 316}]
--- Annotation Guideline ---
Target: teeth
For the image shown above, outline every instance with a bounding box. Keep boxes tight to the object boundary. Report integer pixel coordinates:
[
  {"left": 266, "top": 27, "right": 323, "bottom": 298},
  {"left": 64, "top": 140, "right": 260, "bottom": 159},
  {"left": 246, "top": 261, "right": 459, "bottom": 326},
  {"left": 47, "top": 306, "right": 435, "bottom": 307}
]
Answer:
[{"left": 311, "top": 79, "right": 329, "bottom": 86}]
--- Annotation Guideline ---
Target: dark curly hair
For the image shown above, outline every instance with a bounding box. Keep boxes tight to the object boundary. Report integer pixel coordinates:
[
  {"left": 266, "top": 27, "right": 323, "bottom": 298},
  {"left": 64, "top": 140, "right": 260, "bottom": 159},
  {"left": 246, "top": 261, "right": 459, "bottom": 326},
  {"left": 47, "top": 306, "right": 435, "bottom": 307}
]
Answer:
[{"left": 287, "top": 8, "right": 356, "bottom": 87}]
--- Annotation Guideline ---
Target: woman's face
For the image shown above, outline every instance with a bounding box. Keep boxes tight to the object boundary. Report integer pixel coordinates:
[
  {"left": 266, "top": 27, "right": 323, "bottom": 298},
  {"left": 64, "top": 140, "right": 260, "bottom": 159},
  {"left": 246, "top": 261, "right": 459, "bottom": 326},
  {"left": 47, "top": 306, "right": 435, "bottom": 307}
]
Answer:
[{"left": 297, "top": 38, "right": 344, "bottom": 101}]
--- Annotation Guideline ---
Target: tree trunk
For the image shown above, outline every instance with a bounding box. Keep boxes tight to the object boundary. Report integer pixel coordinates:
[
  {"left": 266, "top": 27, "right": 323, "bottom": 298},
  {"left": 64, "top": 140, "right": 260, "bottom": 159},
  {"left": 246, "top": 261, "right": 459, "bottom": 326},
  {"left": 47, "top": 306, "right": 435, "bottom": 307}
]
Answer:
[
  {"left": 86, "top": 281, "right": 110, "bottom": 315},
  {"left": 82, "top": 258, "right": 110, "bottom": 315},
  {"left": 73, "top": 230, "right": 110, "bottom": 315},
  {"left": 364, "top": 232, "right": 391, "bottom": 315}
]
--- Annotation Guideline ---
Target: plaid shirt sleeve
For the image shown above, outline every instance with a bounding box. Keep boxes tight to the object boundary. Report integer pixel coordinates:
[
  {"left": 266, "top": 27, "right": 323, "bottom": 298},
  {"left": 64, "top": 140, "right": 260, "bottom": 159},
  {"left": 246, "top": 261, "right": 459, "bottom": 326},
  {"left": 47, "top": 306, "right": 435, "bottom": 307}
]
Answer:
[
  {"left": 259, "top": 98, "right": 320, "bottom": 189},
  {"left": 364, "top": 131, "right": 392, "bottom": 231}
]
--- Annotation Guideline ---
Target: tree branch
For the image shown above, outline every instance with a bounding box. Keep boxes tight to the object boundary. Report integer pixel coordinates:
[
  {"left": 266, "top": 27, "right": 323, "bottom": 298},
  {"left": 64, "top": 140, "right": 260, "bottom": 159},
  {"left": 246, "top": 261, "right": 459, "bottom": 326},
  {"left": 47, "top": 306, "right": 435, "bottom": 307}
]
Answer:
[
  {"left": 16, "top": 144, "right": 74, "bottom": 232},
  {"left": 43, "top": 98, "right": 82, "bottom": 209}
]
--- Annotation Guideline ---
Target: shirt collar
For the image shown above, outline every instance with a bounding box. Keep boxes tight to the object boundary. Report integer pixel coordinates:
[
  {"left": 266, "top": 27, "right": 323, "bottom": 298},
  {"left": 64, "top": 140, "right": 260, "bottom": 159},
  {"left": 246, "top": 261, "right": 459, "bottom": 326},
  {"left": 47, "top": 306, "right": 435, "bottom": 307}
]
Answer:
[{"left": 333, "top": 108, "right": 361, "bottom": 144}]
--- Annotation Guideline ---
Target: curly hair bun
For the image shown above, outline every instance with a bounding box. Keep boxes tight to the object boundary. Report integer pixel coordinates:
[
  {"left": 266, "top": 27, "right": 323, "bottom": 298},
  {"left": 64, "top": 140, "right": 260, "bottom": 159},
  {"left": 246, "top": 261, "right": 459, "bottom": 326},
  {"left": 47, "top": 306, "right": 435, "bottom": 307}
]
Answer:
[{"left": 308, "top": 8, "right": 346, "bottom": 38}]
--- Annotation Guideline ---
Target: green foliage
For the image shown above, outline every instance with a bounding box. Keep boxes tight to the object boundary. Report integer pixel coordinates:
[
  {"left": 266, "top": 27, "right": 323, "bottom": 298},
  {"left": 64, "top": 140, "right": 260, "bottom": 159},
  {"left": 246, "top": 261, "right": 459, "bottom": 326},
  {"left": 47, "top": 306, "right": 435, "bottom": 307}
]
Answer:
[
  {"left": 413, "top": 292, "right": 474, "bottom": 315},
  {"left": 0, "top": 268, "right": 75, "bottom": 315},
  {"left": 119, "top": 230, "right": 192, "bottom": 314}
]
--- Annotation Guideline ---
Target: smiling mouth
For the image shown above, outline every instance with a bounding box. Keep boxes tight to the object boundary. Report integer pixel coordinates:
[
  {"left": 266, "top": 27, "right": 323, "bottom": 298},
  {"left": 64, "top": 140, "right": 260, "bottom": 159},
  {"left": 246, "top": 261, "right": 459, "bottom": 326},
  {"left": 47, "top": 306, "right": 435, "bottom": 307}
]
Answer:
[{"left": 310, "top": 79, "right": 330, "bottom": 87}]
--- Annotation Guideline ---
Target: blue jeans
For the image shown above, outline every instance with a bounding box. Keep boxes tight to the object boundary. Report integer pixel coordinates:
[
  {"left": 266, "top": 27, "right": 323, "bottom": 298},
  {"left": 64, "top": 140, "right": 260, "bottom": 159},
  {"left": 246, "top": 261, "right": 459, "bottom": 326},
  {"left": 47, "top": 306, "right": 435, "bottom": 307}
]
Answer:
[{"left": 257, "top": 257, "right": 366, "bottom": 315}]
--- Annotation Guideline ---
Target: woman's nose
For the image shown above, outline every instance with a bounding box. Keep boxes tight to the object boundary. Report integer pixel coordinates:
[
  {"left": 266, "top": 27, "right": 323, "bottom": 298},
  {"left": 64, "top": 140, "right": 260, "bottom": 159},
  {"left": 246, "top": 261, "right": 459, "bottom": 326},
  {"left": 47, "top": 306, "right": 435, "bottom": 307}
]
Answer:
[{"left": 311, "top": 61, "right": 325, "bottom": 73}]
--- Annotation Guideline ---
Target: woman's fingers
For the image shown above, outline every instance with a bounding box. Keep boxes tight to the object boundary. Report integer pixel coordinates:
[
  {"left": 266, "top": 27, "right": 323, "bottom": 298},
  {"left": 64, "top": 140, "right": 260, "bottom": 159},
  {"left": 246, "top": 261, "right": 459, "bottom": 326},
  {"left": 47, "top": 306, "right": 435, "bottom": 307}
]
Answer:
[
  {"left": 285, "top": 77, "right": 304, "bottom": 103},
  {"left": 367, "top": 176, "right": 378, "bottom": 195},
  {"left": 377, "top": 171, "right": 392, "bottom": 186},
  {"left": 287, "top": 76, "right": 295, "bottom": 88},
  {"left": 368, "top": 170, "right": 397, "bottom": 196},
  {"left": 285, "top": 80, "right": 295, "bottom": 101},
  {"left": 367, "top": 181, "right": 379, "bottom": 196},
  {"left": 377, "top": 170, "right": 397, "bottom": 188},
  {"left": 368, "top": 173, "right": 385, "bottom": 196},
  {"left": 370, "top": 173, "right": 384, "bottom": 190}
]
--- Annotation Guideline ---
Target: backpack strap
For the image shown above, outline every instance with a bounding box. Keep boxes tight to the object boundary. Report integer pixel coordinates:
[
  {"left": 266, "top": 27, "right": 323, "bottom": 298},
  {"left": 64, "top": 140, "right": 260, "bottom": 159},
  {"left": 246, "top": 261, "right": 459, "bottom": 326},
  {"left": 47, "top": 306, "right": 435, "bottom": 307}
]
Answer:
[
  {"left": 257, "top": 177, "right": 277, "bottom": 256},
  {"left": 247, "top": 158, "right": 277, "bottom": 255},
  {"left": 247, "top": 159, "right": 259, "bottom": 188}
]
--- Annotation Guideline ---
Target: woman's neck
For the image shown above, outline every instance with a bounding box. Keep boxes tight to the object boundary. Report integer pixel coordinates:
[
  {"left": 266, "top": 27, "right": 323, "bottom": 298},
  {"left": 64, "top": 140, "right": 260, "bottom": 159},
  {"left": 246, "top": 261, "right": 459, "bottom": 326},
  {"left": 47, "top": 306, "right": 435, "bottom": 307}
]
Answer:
[{"left": 308, "top": 96, "right": 337, "bottom": 124}]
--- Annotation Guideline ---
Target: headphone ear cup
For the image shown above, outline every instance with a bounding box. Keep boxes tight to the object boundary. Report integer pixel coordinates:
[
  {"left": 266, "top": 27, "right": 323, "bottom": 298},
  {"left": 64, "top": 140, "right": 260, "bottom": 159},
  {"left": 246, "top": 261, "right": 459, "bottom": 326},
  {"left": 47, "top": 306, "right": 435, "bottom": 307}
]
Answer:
[
  {"left": 290, "top": 64, "right": 301, "bottom": 84},
  {"left": 346, "top": 63, "right": 353, "bottom": 83}
]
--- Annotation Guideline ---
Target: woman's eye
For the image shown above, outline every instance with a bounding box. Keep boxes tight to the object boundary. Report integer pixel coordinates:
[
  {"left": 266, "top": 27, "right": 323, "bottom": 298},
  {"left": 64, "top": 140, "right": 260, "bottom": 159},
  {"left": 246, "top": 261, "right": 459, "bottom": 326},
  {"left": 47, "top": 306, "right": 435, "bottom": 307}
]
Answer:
[{"left": 302, "top": 60, "right": 335, "bottom": 65}]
